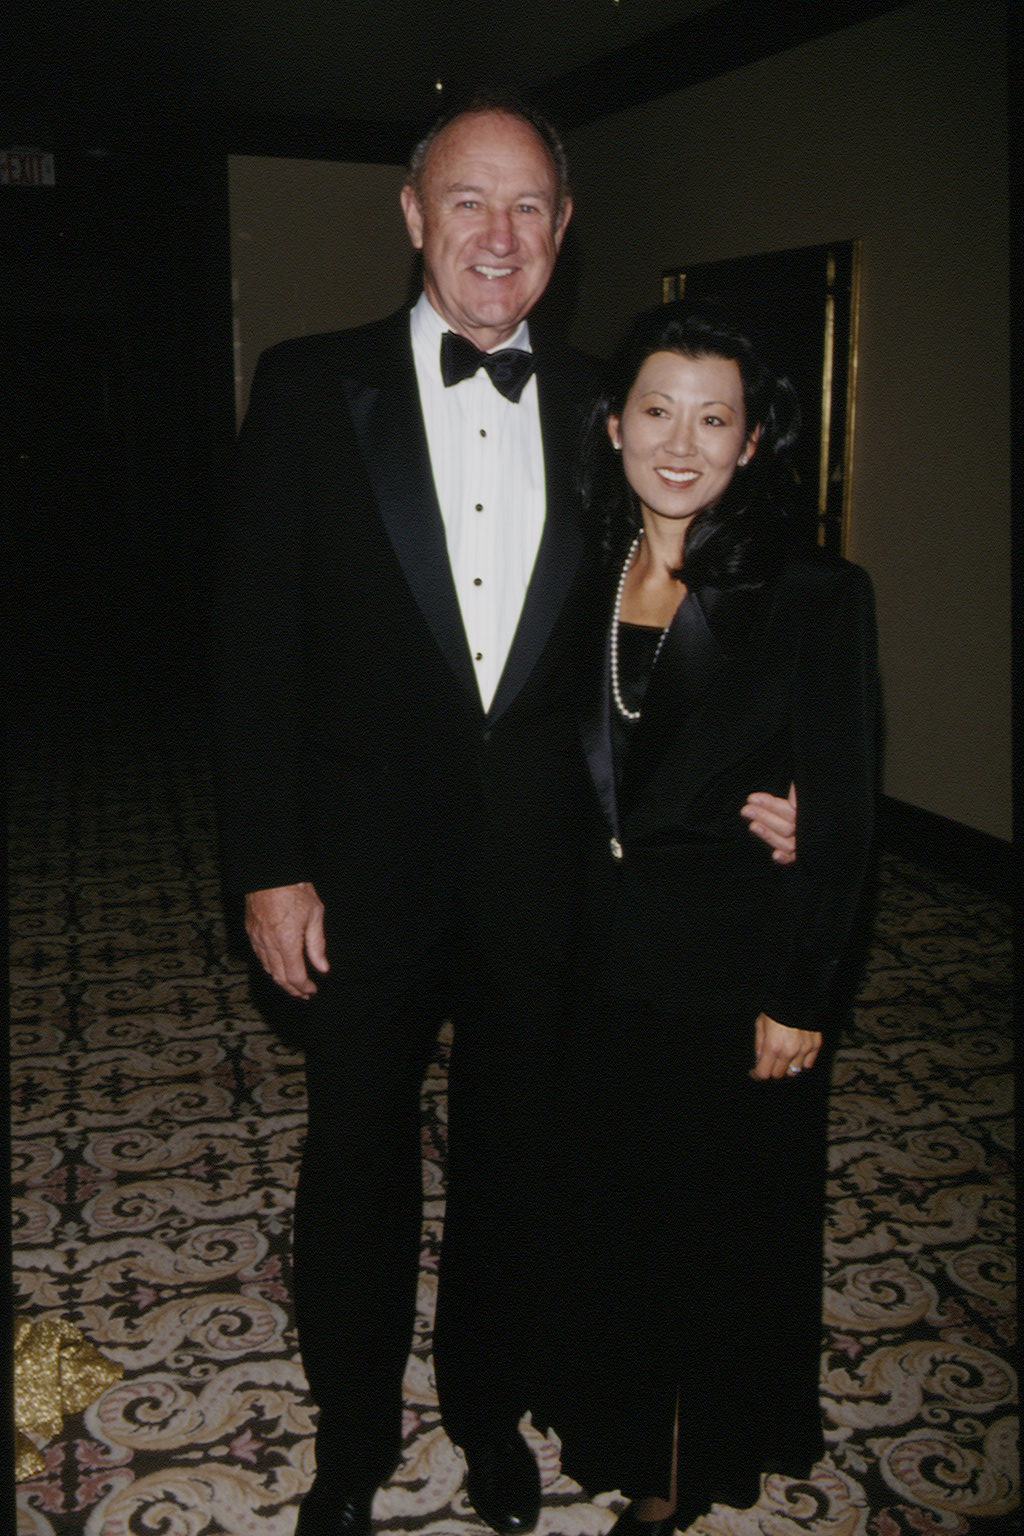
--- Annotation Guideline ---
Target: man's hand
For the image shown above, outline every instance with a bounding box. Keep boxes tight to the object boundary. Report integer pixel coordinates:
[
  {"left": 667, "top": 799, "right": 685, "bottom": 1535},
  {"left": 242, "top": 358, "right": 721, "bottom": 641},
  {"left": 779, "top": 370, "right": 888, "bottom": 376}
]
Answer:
[
  {"left": 245, "top": 882, "right": 328, "bottom": 999},
  {"left": 741, "top": 782, "right": 797, "bottom": 865},
  {"left": 750, "top": 1012, "right": 822, "bottom": 1080}
]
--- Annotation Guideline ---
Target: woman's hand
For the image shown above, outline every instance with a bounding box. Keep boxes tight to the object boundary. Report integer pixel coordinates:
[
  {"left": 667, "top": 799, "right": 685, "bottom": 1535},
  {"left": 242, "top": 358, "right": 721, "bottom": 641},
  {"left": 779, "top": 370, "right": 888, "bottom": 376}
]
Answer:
[{"left": 750, "top": 1012, "right": 822, "bottom": 1080}]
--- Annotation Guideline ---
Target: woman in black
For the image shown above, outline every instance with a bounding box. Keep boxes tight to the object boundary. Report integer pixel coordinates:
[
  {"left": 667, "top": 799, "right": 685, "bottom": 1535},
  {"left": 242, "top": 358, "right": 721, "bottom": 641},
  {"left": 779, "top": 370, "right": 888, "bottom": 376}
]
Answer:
[{"left": 539, "top": 304, "right": 878, "bottom": 1532}]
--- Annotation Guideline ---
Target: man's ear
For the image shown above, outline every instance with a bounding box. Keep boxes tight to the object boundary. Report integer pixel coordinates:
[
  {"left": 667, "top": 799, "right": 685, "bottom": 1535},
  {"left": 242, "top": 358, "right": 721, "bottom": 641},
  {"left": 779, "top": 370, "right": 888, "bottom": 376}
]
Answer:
[
  {"left": 400, "top": 184, "right": 425, "bottom": 250},
  {"left": 554, "top": 194, "right": 573, "bottom": 249}
]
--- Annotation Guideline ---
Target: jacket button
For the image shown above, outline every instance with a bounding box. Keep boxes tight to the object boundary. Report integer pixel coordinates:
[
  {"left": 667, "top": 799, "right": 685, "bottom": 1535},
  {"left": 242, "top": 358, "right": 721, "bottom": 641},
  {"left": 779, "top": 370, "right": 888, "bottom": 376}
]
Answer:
[{"left": 610, "top": 837, "right": 623, "bottom": 860}]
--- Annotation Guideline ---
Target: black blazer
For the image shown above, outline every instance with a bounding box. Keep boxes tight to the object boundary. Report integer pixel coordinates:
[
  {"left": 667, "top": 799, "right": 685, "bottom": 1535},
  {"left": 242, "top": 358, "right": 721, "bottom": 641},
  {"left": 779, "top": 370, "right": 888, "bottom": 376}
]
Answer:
[
  {"left": 577, "top": 552, "right": 879, "bottom": 1031},
  {"left": 210, "top": 307, "right": 599, "bottom": 981}
]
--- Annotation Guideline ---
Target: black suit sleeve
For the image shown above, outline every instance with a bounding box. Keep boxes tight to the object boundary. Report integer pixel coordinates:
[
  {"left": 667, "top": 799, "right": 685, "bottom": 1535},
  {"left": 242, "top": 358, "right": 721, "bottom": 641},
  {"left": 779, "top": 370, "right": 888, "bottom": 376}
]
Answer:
[
  {"left": 759, "top": 560, "right": 879, "bottom": 1031},
  {"left": 209, "top": 344, "right": 312, "bottom": 896}
]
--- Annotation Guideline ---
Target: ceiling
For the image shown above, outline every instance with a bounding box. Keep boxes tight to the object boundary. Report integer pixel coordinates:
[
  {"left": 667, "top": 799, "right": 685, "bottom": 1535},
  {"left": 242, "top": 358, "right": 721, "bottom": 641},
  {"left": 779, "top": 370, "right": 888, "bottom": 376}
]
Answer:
[{"left": 10, "top": 0, "right": 909, "bottom": 156}]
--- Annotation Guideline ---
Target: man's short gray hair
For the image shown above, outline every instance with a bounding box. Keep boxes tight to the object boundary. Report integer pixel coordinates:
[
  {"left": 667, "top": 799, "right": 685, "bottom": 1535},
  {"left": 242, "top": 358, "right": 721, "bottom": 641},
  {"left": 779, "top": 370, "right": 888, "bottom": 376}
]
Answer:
[{"left": 406, "top": 87, "right": 571, "bottom": 226}]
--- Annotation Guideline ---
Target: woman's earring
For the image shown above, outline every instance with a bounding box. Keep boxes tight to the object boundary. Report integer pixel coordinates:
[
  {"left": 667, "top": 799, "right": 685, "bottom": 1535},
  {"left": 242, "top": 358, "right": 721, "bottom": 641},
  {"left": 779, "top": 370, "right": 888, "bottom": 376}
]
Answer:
[
  {"left": 738, "top": 454, "right": 748, "bottom": 466},
  {"left": 612, "top": 441, "right": 622, "bottom": 451}
]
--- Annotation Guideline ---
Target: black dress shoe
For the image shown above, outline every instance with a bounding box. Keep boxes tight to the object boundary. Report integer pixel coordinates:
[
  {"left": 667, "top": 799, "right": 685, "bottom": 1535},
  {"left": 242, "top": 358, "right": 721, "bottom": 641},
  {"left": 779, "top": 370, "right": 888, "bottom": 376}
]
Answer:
[
  {"left": 607, "top": 1503, "right": 677, "bottom": 1536},
  {"left": 464, "top": 1430, "right": 542, "bottom": 1535},
  {"left": 295, "top": 1476, "right": 373, "bottom": 1536}
]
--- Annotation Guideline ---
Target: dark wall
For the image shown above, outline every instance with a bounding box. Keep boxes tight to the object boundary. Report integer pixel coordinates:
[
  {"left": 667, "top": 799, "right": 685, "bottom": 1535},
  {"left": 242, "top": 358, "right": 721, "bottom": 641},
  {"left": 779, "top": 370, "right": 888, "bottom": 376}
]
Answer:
[{"left": 3, "top": 143, "right": 235, "bottom": 720}]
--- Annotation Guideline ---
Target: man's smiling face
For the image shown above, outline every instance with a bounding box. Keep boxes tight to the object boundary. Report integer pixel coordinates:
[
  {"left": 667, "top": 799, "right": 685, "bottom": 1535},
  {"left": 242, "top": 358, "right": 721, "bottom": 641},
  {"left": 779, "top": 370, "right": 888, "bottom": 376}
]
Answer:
[{"left": 401, "top": 109, "right": 571, "bottom": 351}]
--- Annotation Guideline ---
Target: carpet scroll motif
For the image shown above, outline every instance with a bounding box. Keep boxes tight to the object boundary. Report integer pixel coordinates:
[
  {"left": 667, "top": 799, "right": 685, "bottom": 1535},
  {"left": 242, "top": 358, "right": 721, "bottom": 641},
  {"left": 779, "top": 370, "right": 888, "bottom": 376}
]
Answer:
[{"left": 11, "top": 720, "right": 1017, "bottom": 1535}]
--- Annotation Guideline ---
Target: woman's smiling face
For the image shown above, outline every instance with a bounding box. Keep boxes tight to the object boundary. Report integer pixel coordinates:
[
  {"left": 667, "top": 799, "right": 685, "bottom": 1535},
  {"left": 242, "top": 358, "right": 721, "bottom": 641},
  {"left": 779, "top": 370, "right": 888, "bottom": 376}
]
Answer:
[{"left": 608, "top": 349, "right": 759, "bottom": 534}]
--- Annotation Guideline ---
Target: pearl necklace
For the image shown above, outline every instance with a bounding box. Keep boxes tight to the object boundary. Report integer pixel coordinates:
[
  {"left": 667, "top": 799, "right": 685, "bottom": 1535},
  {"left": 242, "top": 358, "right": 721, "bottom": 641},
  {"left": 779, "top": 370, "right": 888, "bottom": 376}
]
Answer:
[{"left": 610, "top": 530, "right": 671, "bottom": 723}]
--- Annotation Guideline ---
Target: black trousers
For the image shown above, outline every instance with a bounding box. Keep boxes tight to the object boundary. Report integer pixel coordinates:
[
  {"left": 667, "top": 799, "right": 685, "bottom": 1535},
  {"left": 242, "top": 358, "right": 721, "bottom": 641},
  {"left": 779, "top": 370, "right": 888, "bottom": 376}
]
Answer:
[{"left": 290, "top": 928, "right": 562, "bottom": 1483}]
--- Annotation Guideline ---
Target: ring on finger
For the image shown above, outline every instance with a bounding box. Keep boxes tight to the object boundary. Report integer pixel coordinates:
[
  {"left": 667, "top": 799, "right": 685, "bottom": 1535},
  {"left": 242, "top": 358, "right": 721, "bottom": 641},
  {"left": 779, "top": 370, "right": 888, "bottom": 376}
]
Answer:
[{"left": 787, "top": 1064, "right": 802, "bottom": 1075}]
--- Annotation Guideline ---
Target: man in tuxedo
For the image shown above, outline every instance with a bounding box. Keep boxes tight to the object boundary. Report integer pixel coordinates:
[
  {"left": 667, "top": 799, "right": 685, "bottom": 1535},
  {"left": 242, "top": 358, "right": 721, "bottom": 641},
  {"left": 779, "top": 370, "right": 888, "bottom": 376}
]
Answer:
[{"left": 211, "top": 90, "right": 797, "bottom": 1536}]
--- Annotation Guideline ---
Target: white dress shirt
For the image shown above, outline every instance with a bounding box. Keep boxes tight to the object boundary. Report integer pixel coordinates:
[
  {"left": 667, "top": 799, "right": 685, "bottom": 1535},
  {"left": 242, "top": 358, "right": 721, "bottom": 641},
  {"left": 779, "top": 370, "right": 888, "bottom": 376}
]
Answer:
[{"left": 410, "top": 293, "right": 546, "bottom": 711}]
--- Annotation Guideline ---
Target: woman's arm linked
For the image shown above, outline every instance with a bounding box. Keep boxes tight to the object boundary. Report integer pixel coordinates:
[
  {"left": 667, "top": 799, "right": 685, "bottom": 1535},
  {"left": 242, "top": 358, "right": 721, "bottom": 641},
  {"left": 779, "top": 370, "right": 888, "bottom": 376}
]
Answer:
[{"left": 753, "top": 559, "right": 879, "bottom": 1078}]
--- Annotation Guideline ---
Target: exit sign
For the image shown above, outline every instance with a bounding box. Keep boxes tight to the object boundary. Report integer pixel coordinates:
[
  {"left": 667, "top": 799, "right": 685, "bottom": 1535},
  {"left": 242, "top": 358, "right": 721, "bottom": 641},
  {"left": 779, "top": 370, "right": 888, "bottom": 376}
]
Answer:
[{"left": 1, "top": 150, "right": 56, "bottom": 186}]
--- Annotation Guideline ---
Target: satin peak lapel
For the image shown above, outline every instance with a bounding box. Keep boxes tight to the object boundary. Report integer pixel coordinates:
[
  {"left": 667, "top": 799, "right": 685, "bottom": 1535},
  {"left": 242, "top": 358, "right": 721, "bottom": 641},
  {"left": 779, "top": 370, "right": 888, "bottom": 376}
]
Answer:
[
  {"left": 579, "top": 610, "right": 619, "bottom": 838},
  {"left": 341, "top": 342, "right": 479, "bottom": 704}
]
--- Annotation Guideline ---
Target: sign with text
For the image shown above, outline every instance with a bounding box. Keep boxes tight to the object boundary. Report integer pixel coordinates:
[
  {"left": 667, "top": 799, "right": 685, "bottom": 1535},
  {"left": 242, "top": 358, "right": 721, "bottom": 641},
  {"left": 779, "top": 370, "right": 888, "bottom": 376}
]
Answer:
[{"left": 1, "top": 150, "right": 56, "bottom": 186}]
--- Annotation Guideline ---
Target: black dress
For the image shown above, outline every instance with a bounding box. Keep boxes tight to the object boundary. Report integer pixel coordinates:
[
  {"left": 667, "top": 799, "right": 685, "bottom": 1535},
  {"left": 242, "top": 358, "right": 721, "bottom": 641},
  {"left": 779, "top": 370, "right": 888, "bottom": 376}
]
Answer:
[{"left": 536, "top": 558, "right": 878, "bottom": 1526}]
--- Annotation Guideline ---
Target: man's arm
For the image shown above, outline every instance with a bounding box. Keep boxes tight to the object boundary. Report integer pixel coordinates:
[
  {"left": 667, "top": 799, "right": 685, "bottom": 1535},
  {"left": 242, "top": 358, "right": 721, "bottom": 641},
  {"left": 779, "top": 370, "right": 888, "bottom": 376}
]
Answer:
[
  {"left": 741, "top": 782, "right": 797, "bottom": 864},
  {"left": 246, "top": 882, "right": 328, "bottom": 999},
  {"left": 210, "top": 346, "right": 311, "bottom": 898}
]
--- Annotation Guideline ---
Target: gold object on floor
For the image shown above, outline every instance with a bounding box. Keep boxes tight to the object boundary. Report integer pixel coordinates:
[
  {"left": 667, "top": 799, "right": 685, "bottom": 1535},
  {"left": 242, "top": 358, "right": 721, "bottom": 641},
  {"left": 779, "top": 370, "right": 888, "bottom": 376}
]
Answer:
[{"left": 14, "top": 1316, "right": 123, "bottom": 1480}]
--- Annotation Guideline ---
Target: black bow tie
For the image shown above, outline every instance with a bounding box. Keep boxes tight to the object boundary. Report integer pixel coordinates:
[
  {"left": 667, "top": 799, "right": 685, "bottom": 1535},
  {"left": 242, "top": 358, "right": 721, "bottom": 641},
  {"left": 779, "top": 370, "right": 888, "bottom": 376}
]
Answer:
[{"left": 440, "top": 330, "right": 537, "bottom": 403}]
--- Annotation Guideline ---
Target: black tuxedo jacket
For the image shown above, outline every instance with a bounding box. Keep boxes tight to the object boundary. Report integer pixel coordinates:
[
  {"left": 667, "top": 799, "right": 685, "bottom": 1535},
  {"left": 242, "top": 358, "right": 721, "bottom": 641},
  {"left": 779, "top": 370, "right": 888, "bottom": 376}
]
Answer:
[
  {"left": 211, "top": 306, "right": 599, "bottom": 986},
  {"left": 576, "top": 551, "right": 879, "bottom": 1030}
]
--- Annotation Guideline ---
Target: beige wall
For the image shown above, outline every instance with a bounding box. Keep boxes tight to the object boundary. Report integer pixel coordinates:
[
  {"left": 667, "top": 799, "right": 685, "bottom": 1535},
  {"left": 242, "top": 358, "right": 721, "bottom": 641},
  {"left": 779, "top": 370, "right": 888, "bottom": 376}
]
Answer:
[
  {"left": 228, "top": 157, "right": 414, "bottom": 421},
  {"left": 565, "top": 0, "right": 1010, "bottom": 839}
]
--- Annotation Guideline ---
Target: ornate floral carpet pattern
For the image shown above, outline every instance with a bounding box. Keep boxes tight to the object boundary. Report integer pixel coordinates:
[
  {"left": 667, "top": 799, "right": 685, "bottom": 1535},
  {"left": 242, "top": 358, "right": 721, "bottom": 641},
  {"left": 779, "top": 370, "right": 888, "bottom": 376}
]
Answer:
[{"left": 11, "top": 701, "right": 1017, "bottom": 1536}]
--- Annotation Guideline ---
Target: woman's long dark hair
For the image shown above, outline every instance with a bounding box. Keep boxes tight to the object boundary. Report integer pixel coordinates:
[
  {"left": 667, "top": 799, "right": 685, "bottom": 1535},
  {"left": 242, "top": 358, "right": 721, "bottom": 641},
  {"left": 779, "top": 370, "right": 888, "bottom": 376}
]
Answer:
[{"left": 581, "top": 301, "right": 802, "bottom": 589}]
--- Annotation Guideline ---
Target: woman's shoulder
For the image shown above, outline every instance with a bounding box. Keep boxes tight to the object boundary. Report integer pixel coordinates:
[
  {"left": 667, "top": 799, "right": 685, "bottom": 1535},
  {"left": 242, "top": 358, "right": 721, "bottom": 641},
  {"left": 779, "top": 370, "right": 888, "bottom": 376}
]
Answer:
[
  {"left": 757, "top": 548, "right": 875, "bottom": 645},
  {"left": 774, "top": 547, "right": 874, "bottom": 605}
]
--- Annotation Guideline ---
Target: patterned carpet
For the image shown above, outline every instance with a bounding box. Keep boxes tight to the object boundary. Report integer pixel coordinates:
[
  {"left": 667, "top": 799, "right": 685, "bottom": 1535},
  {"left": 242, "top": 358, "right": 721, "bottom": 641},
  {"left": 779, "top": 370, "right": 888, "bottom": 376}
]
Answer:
[{"left": 10, "top": 685, "right": 1017, "bottom": 1536}]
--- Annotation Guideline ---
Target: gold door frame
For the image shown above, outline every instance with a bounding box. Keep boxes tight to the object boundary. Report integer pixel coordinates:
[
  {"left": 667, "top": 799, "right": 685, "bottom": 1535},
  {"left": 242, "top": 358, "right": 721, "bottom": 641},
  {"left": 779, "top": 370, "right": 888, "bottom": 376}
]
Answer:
[{"left": 663, "top": 240, "right": 861, "bottom": 556}]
